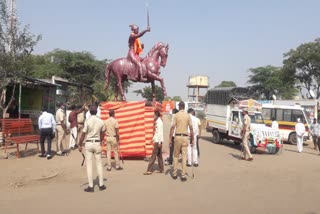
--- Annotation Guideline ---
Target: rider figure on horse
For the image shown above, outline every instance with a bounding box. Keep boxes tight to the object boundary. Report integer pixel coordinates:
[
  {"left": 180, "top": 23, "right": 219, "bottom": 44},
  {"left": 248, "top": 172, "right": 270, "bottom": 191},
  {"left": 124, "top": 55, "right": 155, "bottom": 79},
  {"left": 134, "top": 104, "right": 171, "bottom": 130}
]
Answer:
[{"left": 128, "top": 24, "right": 150, "bottom": 81}]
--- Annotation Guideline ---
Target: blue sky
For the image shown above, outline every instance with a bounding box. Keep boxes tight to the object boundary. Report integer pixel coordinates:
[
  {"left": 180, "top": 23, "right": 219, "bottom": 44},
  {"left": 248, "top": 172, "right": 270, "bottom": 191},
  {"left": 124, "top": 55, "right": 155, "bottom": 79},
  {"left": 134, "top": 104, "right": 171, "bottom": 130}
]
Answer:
[{"left": 17, "top": 0, "right": 320, "bottom": 101}]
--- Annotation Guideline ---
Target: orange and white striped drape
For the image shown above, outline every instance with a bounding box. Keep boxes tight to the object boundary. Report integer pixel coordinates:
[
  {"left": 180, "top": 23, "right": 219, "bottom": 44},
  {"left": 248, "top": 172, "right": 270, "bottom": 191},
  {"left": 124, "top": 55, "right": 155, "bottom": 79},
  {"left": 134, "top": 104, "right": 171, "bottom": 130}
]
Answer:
[{"left": 100, "top": 101, "right": 160, "bottom": 157}]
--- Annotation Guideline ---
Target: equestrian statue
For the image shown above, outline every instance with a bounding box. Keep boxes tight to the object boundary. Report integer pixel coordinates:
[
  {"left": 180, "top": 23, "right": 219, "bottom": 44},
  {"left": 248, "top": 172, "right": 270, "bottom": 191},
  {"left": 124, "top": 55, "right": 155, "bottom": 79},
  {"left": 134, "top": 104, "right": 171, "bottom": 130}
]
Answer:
[{"left": 105, "top": 8, "right": 169, "bottom": 101}]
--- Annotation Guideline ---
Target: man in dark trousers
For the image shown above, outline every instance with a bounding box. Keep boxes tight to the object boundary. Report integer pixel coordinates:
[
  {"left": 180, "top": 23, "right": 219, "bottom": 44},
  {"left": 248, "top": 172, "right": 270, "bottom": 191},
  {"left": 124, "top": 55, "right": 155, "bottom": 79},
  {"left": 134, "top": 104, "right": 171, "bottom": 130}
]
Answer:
[
  {"left": 165, "top": 108, "right": 178, "bottom": 165},
  {"left": 143, "top": 111, "right": 164, "bottom": 175},
  {"left": 38, "top": 107, "right": 56, "bottom": 159},
  {"left": 169, "top": 101, "right": 193, "bottom": 181}
]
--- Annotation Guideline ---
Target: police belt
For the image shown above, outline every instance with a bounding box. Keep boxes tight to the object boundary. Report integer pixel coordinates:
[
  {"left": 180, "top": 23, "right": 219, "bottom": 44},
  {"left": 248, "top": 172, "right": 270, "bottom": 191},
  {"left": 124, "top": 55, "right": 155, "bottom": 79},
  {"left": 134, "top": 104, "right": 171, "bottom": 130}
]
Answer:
[
  {"left": 86, "top": 139, "right": 100, "bottom": 143},
  {"left": 175, "top": 133, "right": 188, "bottom": 137}
]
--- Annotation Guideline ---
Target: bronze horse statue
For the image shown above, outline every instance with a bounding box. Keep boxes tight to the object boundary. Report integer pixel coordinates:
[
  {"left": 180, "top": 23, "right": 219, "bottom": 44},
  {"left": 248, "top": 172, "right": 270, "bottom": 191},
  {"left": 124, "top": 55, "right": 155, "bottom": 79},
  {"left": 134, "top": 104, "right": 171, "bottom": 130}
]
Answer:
[{"left": 105, "top": 42, "right": 169, "bottom": 101}]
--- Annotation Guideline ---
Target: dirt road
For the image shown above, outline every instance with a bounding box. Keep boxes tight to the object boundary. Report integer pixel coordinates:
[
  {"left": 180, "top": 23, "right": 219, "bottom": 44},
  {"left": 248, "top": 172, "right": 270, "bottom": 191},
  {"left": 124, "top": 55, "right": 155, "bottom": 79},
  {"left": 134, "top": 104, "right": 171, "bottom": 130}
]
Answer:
[{"left": 1, "top": 129, "right": 320, "bottom": 214}]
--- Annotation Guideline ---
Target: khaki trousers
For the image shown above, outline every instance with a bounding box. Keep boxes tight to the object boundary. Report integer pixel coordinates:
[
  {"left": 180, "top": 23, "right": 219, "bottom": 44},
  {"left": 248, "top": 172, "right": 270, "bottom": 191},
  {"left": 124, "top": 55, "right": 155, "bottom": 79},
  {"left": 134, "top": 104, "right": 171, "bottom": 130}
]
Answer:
[
  {"left": 55, "top": 125, "right": 65, "bottom": 152},
  {"left": 106, "top": 137, "right": 120, "bottom": 168},
  {"left": 173, "top": 136, "right": 188, "bottom": 177},
  {"left": 85, "top": 142, "right": 104, "bottom": 187},
  {"left": 242, "top": 132, "right": 253, "bottom": 159}
]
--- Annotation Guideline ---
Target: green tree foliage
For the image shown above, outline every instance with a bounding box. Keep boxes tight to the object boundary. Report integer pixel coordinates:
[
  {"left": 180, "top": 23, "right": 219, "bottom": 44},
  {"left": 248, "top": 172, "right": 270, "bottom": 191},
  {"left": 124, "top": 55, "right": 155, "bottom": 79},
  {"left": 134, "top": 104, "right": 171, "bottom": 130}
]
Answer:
[
  {"left": 215, "top": 81, "right": 237, "bottom": 88},
  {"left": 247, "top": 65, "right": 297, "bottom": 100},
  {"left": 0, "top": 0, "right": 41, "bottom": 117},
  {"left": 133, "top": 85, "right": 164, "bottom": 101},
  {"left": 28, "top": 49, "right": 104, "bottom": 85},
  {"left": 27, "top": 50, "right": 129, "bottom": 102},
  {"left": 172, "top": 96, "right": 182, "bottom": 101},
  {"left": 164, "top": 96, "right": 181, "bottom": 101},
  {"left": 283, "top": 38, "right": 320, "bottom": 99}
]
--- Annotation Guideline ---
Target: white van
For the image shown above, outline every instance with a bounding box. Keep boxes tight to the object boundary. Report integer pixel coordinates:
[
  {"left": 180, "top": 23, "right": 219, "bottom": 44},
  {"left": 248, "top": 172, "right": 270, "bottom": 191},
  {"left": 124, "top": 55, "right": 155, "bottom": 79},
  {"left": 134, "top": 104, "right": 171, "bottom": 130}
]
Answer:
[{"left": 262, "top": 104, "right": 310, "bottom": 144}]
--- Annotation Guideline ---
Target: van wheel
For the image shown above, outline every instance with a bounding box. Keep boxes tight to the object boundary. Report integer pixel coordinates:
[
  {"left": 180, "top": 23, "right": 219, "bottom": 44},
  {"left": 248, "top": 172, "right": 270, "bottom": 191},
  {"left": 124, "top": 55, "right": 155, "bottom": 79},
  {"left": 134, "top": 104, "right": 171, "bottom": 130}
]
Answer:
[
  {"left": 288, "top": 133, "right": 297, "bottom": 145},
  {"left": 212, "top": 130, "right": 221, "bottom": 144}
]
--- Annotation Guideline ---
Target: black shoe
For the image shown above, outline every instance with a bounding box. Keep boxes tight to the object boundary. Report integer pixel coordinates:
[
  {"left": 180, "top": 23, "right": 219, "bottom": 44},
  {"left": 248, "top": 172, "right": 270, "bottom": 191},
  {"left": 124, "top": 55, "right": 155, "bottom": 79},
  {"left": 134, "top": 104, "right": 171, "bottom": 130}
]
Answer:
[
  {"left": 116, "top": 166, "right": 123, "bottom": 170},
  {"left": 39, "top": 154, "right": 46, "bottom": 158},
  {"left": 84, "top": 186, "right": 94, "bottom": 192},
  {"left": 187, "top": 164, "right": 192, "bottom": 167},
  {"left": 99, "top": 185, "right": 106, "bottom": 191},
  {"left": 193, "top": 164, "right": 199, "bottom": 167},
  {"left": 46, "top": 154, "right": 52, "bottom": 160},
  {"left": 171, "top": 174, "right": 178, "bottom": 180},
  {"left": 181, "top": 176, "right": 187, "bottom": 182}
]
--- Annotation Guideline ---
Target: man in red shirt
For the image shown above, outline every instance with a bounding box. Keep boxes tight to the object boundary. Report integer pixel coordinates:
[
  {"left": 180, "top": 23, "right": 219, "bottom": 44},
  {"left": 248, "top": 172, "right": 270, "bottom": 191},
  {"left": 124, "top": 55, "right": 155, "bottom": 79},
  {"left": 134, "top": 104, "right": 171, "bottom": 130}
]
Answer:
[{"left": 68, "top": 104, "right": 85, "bottom": 149}]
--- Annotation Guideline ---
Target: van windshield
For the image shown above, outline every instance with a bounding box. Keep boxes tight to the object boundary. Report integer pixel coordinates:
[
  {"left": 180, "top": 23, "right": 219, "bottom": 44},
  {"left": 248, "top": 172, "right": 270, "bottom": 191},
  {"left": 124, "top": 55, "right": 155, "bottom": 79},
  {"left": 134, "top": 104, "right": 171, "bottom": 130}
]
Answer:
[{"left": 249, "top": 113, "right": 265, "bottom": 124}]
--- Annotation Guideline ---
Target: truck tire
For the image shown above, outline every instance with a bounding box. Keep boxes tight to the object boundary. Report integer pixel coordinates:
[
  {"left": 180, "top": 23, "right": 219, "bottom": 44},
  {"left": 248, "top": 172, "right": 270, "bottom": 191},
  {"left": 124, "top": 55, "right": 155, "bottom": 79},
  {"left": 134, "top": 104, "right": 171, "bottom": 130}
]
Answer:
[
  {"left": 288, "top": 132, "right": 297, "bottom": 145},
  {"left": 212, "top": 130, "right": 221, "bottom": 144}
]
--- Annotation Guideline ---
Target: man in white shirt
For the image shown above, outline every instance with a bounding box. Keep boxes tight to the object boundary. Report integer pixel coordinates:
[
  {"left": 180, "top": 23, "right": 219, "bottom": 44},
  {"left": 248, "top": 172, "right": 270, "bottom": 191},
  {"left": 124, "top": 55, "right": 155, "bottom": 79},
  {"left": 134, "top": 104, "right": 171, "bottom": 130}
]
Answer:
[
  {"left": 295, "top": 118, "right": 306, "bottom": 153},
  {"left": 271, "top": 117, "right": 279, "bottom": 131},
  {"left": 187, "top": 108, "right": 200, "bottom": 167},
  {"left": 144, "top": 111, "right": 164, "bottom": 175},
  {"left": 165, "top": 108, "right": 178, "bottom": 166},
  {"left": 38, "top": 108, "right": 56, "bottom": 159},
  {"left": 85, "top": 105, "right": 101, "bottom": 120}
]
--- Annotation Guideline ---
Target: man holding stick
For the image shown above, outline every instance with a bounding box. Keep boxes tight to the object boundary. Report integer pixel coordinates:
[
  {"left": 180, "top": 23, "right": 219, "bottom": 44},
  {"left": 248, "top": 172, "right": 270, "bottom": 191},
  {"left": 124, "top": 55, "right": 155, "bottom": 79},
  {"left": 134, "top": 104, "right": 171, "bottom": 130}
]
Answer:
[
  {"left": 169, "top": 101, "right": 193, "bottom": 182},
  {"left": 78, "top": 105, "right": 106, "bottom": 192}
]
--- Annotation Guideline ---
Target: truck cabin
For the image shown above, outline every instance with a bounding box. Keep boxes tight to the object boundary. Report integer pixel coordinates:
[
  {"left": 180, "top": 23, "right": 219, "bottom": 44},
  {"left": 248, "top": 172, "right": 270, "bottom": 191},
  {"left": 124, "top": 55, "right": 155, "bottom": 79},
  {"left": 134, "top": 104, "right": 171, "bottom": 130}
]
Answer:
[{"left": 232, "top": 109, "right": 265, "bottom": 125}]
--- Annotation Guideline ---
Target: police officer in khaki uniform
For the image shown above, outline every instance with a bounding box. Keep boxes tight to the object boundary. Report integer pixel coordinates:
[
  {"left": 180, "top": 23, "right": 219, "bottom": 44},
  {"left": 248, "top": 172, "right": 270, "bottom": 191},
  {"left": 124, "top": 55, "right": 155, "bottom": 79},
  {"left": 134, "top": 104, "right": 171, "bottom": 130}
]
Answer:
[
  {"left": 241, "top": 109, "right": 253, "bottom": 161},
  {"left": 79, "top": 105, "right": 106, "bottom": 192},
  {"left": 169, "top": 101, "right": 193, "bottom": 181},
  {"left": 55, "top": 102, "right": 66, "bottom": 155},
  {"left": 104, "top": 109, "right": 122, "bottom": 171}
]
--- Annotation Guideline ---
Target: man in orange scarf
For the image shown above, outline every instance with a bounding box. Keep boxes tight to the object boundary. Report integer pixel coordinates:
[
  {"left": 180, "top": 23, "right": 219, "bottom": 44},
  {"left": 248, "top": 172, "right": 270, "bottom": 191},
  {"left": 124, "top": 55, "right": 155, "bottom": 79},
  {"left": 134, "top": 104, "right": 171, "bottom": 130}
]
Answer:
[{"left": 128, "top": 24, "right": 150, "bottom": 81}]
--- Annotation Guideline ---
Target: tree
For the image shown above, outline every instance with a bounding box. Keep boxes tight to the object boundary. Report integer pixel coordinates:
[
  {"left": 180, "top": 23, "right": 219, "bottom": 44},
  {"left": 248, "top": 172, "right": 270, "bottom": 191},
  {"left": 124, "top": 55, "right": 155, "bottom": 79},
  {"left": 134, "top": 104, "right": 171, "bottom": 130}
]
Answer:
[
  {"left": 28, "top": 49, "right": 104, "bottom": 86},
  {"left": 133, "top": 85, "right": 164, "bottom": 101},
  {"left": 247, "top": 65, "right": 297, "bottom": 99},
  {"left": 215, "top": 81, "right": 237, "bottom": 88},
  {"left": 172, "top": 96, "right": 182, "bottom": 101},
  {"left": 0, "top": 0, "right": 41, "bottom": 117},
  {"left": 28, "top": 50, "right": 130, "bottom": 102},
  {"left": 283, "top": 38, "right": 320, "bottom": 99},
  {"left": 163, "top": 96, "right": 181, "bottom": 101}
]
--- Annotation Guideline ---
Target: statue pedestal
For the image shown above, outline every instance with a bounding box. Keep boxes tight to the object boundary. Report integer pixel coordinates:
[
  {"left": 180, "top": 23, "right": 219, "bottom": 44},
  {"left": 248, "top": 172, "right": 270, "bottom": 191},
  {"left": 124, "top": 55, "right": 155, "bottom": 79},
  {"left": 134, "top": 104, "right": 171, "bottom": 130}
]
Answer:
[{"left": 100, "top": 100, "right": 163, "bottom": 158}]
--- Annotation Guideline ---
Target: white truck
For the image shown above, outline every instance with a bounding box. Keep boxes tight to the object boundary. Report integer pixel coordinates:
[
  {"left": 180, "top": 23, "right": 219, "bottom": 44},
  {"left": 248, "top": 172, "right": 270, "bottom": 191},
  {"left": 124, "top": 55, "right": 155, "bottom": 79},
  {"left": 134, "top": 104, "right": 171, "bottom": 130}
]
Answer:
[{"left": 205, "top": 88, "right": 282, "bottom": 154}]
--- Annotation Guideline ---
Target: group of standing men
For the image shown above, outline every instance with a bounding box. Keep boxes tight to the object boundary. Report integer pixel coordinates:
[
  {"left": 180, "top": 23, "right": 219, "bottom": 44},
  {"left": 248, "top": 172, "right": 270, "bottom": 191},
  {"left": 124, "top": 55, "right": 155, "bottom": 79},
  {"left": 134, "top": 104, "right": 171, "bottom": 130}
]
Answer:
[
  {"left": 143, "top": 101, "right": 202, "bottom": 182},
  {"left": 38, "top": 103, "right": 122, "bottom": 192}
]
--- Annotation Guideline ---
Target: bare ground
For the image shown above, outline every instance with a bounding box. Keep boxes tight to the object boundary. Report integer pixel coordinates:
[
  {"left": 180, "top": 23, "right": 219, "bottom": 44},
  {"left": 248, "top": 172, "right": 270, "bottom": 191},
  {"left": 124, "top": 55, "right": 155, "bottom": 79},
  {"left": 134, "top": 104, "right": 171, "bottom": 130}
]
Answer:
[{"left": 1, "top": 118, "right": 320, "bottom": 214}]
